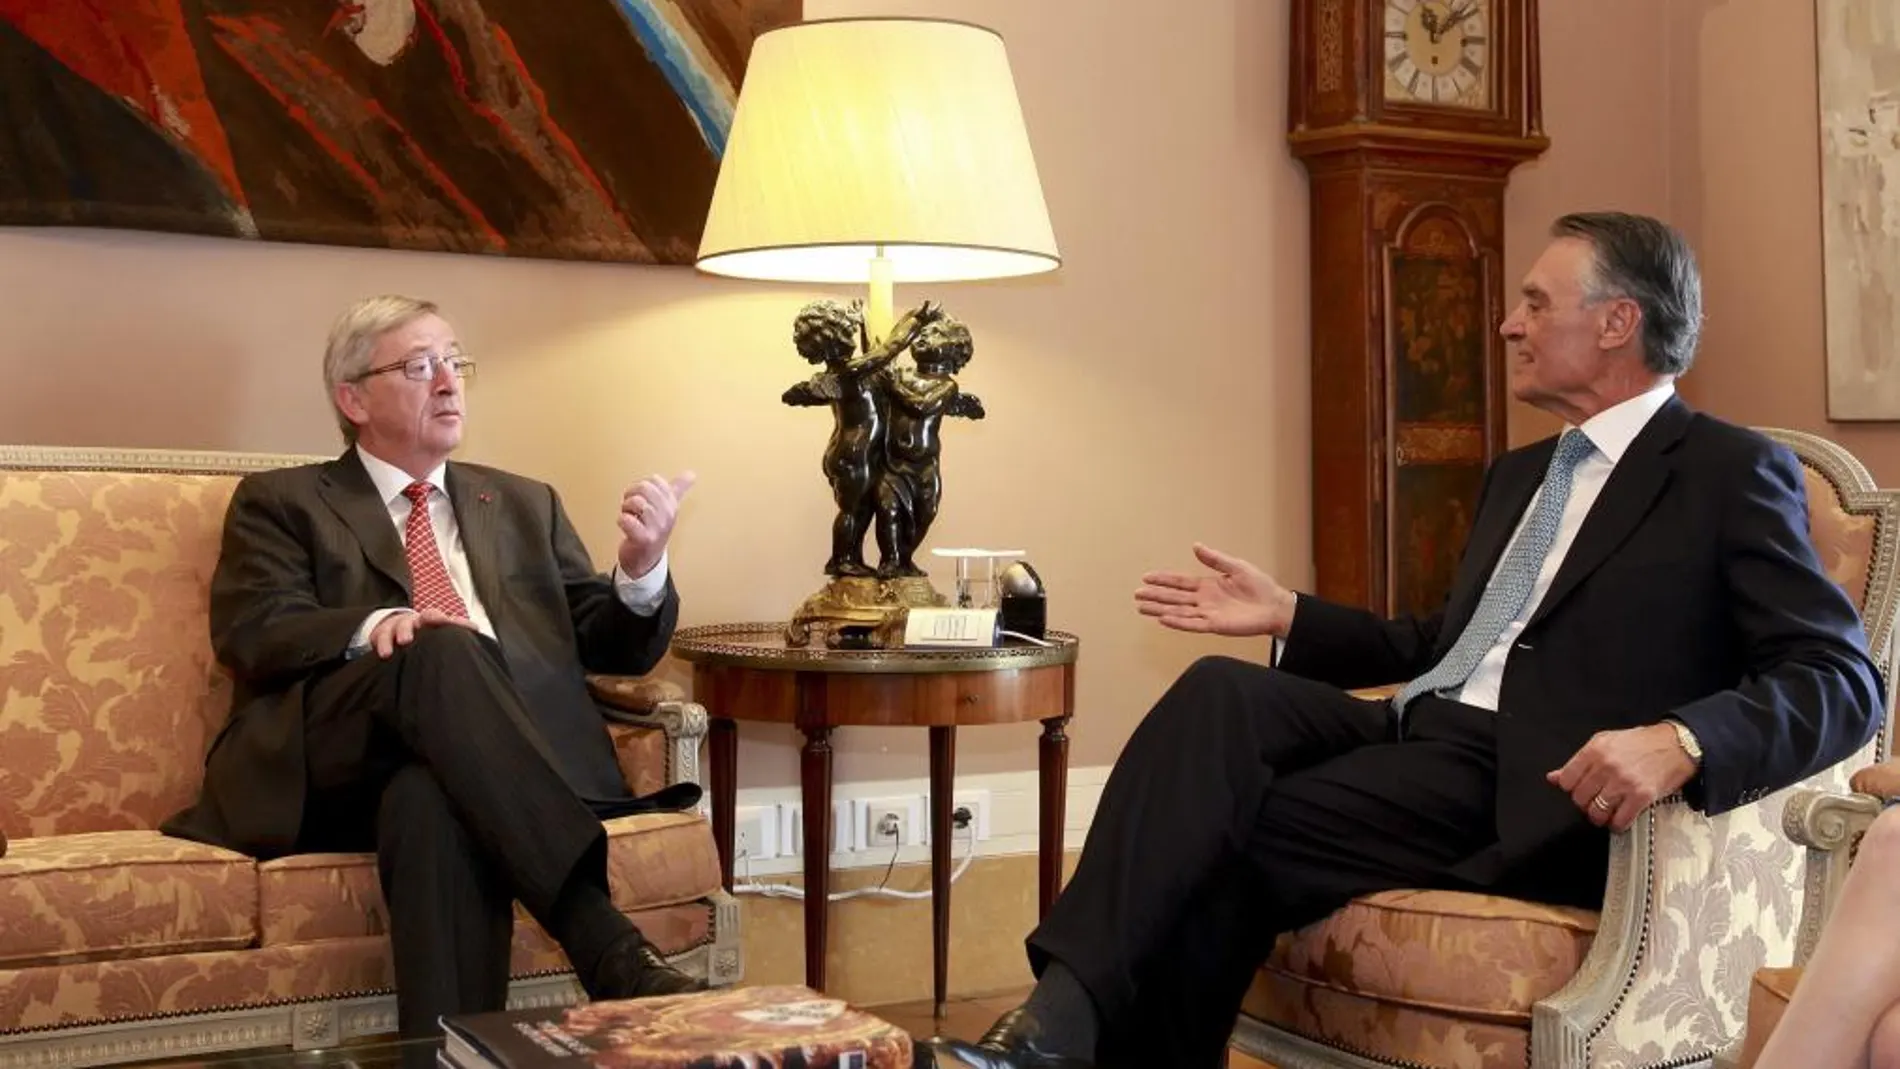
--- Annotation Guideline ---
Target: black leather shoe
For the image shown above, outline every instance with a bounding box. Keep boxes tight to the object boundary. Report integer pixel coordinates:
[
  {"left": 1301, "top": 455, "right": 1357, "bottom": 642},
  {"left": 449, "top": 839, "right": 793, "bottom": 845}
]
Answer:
[
  {"left": 588, "top": 934, "right": 708, "bottom": 1000},
  {"left": 915, "top": 1007, "right": 1094, "bottom": 1069}
]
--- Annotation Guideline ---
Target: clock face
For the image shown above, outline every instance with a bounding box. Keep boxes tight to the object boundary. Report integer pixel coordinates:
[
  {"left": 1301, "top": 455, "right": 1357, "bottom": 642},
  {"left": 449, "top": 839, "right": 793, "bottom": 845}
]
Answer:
[{"left": 1384, "top": 0, "right": 1491, "bottom": 110}]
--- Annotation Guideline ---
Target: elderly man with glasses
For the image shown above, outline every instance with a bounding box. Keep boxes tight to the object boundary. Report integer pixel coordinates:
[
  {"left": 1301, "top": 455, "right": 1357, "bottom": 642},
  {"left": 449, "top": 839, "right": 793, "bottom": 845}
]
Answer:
[{"left": 163, "top": 295, "right": 703, "bottom": 1042}]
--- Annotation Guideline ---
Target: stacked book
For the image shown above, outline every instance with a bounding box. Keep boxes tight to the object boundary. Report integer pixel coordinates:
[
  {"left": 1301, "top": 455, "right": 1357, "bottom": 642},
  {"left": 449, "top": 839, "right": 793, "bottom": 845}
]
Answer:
[{"left": 439, "top": 985, "right": 911, "bottom": 1069}]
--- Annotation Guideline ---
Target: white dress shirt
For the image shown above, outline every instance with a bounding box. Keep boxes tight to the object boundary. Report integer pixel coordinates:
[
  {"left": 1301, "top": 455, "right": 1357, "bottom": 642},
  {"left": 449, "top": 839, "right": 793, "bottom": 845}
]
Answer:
[
  {"left": 348, "top": 446, "right": 669, "bottom": 653},
  {"left": 1450, "top": 381, "right": 1677, "bottom": 711}
]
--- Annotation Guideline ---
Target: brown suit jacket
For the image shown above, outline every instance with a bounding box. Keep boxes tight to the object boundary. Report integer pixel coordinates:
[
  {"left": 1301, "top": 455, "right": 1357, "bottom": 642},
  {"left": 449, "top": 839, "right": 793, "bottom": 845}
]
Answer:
[{"left": 162, "top": 451, "right": 679, "bottom": 859}]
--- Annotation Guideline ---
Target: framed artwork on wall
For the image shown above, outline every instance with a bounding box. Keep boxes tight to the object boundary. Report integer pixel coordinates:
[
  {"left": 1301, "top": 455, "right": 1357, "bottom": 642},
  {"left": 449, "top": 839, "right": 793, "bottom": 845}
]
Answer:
[
  {"left": 1817, "top": 1, "right": 1900, "bottom": 420},
  {"left": 0, "top": 0, "right": 800, "bottom": 265}
]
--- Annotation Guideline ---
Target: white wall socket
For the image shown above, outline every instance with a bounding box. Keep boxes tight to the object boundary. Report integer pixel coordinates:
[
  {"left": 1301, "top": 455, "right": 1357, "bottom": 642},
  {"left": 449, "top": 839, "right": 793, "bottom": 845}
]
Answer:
[
  {"left": 948, "top": 789, "right": 992, "bottom": 842},
  {"left": 857, "top": 795, "right": 926, "bottom": 850},
  {"left": 779, "top": 801, "right": 853, "bottom": 858},
  {"left": 764, "top": 791, "right": 987, "bottom": 855},
  {"left": 733, "top": 805, "right": 778, "bottom": 863}
]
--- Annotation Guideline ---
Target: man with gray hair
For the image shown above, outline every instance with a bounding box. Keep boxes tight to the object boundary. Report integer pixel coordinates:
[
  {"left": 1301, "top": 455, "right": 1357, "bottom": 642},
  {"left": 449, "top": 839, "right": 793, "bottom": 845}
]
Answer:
[
  {"left": 923, "top": 213, "right": 1885, "bottom": 1068},
  {"left": 164, "top": 296, "right": 703, "bottom": 1039}
]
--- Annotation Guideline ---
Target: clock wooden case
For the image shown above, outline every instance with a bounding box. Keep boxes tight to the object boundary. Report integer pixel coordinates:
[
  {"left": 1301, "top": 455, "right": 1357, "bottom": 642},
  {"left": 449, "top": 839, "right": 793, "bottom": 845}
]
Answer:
[{"left": 1288, "top": 0, "right": 1547, "bottom": 617}]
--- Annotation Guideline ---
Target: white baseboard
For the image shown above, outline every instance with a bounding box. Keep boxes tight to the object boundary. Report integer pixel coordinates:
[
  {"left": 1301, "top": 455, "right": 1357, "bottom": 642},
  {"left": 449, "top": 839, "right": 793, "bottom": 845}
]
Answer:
[{"left": 708, "top": 765, "right": 1110, "bottom": 879}]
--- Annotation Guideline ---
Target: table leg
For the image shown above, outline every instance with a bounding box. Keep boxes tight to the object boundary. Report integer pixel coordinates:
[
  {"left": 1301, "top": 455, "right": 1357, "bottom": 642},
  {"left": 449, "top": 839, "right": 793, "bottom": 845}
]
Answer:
[
  {"left": 801, "top": 724, "right": 834, "bottom": 991},
  {"left": 929, "top": 724, "right": 957, "bottom": 1019},
  {"left": 1038, "top": 715, "right": 1071, "bottom": 918},
  {"left": 710, "top": 717, "right": 738, "bottom": 892}
]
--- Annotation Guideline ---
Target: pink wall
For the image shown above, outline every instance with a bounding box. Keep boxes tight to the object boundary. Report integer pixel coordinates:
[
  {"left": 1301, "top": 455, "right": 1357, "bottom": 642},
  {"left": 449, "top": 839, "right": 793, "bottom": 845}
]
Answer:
[
  {"left": 0, "top": 0, "right": 1310, "bottom": 784},
  {"left": 0, "top": 0, "right": 1738, "bottom": 784},
  {"left": 1504, "top": 0, "right": 1672, "bottom": 446},
  {"left": 1666, "top": 0, "right": 1900, "bottom": 484}
]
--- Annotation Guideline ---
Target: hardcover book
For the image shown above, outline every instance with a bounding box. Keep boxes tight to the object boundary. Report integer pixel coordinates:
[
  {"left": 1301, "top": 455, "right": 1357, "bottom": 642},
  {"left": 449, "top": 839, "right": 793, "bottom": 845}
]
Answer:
[{"left": 439, "top": 985, "right": 910, "bottom": 1069}]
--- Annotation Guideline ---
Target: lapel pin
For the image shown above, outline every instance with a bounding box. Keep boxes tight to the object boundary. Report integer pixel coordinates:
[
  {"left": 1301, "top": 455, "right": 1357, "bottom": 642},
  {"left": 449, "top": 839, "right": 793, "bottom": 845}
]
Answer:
[{"left": 478, "top": 492, "right": 492, "bottom": 504}]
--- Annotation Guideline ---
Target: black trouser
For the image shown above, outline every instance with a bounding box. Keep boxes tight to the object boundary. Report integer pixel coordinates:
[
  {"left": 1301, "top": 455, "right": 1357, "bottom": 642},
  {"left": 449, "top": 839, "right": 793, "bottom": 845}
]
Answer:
[
  {"left": 298, "top": 627, "right": 619, "bottom": 1040},
  {"left": 1027, "top": 656, "right": 1515, "bottom": 1068}
]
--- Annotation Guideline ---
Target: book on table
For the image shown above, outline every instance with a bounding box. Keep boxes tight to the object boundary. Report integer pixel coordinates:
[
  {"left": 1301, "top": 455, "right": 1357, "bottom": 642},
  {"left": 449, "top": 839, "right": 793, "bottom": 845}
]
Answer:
[{"left": 437, "top": 984, "right": 911, "bottom": 1069}]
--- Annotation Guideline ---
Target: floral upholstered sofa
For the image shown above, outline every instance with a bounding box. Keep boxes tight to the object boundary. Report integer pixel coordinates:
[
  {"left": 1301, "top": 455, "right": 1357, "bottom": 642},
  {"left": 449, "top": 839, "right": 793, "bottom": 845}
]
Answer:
[
  {"left": 1231, "top": 428, "right": 1900, "bottom": 1069},
  {"left": 0, "top": 445, "right": 739, "bottom": 1068}
]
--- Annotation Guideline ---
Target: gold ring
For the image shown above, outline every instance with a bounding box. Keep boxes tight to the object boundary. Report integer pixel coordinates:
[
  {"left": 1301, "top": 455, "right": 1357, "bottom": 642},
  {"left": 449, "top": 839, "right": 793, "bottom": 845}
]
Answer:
[{"left": 1591, "top": 795, "right": 1613, "bottom": 812}]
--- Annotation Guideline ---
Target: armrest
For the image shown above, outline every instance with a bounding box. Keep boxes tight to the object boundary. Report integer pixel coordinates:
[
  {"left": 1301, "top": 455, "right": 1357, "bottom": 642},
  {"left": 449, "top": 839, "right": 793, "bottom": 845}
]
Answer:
[
  {"left": 590, "top": 674, "right": 689, "bottom": 715},
  {"left": 1533, "top": 792, "right": 1811, "bottom": 1067},
  {"left": 1535, "top": 729, "right": 1877, "bottom": 1069},
  {"left": 1782, "top": 785, "right": 1885, "bottom": 965},
  {"left": 587, "top": 674, "right": 709, "bottom": 790}
]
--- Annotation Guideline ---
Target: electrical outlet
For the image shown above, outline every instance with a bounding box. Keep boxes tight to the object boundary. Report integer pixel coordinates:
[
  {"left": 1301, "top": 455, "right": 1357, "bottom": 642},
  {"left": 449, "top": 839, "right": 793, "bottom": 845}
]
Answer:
[
  {"left": 780, "top": 801, "right": 853, "bottom": 858},
  {"left": 734, "top": 805, "right": 778, "bottom": 863},
  {"left": 857, "top": 795, "right": 925, "bottom": 851},
  {"left": 949, "top": 789, "right": 992, "bottom": 842},
  {"left": 863, "top": 803, "right": 906, "bottom": 850}
]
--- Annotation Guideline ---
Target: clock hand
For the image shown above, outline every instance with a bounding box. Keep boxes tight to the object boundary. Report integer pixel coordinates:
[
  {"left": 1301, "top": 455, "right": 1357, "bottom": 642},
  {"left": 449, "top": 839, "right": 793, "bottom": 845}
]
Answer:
[
  {"left": 1434, "top": 3, "right": 1467, "bottom": 40},
  {"left": 1420, "top": 6, "right": 1440, "bottom": 41}
]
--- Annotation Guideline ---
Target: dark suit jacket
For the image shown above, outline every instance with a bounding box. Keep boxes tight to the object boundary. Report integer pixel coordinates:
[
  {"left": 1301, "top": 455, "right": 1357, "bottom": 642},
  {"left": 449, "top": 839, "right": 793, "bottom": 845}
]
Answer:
[
  {"left": 162, "top": 451, "right": 679, "bottom": 859},
  {"left": 1279, "top": 398, "right": 1884, "bottom": 877}
]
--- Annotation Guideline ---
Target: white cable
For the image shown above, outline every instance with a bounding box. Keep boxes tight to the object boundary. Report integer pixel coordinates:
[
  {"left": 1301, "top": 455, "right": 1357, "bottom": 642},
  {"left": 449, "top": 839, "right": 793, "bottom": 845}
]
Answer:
[
  {"left": 1000, "top": 630, "right": 1053, "bottom": 647},
  {"left": 733, "top": 821, "right": 979, "bottom": 901}
]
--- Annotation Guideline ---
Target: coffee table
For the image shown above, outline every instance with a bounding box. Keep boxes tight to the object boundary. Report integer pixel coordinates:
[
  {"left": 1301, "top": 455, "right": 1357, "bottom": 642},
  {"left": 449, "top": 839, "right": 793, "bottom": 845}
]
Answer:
[{"left": 129, "top": 1038, "right": 441, "bottom": 1069}]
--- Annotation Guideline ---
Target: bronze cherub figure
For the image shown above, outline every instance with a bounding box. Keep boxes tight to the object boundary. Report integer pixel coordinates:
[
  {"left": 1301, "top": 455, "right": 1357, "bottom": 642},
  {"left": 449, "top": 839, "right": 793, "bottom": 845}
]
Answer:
[
  {"left": 871, "top": 316, "right": 984, "bottom": 579},
  {"left": 781, "top": 297, "right": 942, "bottom": 578},
  {"left": 779, "top": 299, "right": 983, "bottom": 646}
]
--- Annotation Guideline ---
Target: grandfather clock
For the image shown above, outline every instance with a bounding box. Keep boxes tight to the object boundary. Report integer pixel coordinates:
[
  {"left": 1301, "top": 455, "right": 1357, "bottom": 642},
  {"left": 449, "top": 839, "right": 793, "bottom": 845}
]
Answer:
[{"left": 1289, "top": 0, "right": 1547, "bottom": 616}]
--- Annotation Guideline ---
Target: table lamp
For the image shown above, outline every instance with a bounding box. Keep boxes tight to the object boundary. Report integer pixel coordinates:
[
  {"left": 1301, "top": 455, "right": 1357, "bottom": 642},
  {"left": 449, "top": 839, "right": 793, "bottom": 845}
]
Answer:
[{"left": 696, "top": 16, "right": 1060, "bottom": 648}]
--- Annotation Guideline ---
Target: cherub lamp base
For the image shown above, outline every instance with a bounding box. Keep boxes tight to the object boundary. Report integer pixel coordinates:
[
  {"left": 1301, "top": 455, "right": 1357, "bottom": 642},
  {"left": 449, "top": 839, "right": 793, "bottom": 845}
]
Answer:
[{"left": 785, "top": 576, "right": 950, "bottom": 649}]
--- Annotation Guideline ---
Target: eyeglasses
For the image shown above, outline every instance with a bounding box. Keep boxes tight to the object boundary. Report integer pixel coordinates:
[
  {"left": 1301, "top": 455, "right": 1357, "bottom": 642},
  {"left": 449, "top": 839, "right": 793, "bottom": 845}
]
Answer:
[{"left": 354, "top": 351, "right": 477, "bottom": 383}]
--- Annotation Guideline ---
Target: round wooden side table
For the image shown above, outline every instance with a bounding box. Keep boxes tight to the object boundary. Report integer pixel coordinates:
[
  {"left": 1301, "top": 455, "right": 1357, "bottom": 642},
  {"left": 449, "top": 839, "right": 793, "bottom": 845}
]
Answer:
[{"left": 671, "top": 622, "right": 1080, "bottom": 1015}]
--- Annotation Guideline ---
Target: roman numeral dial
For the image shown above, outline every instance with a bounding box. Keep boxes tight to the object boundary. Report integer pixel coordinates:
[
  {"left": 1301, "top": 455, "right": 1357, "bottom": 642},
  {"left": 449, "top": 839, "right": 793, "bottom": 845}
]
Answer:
[{"left": 1383, "top": 0, "right": 1491, "bottom": 110}]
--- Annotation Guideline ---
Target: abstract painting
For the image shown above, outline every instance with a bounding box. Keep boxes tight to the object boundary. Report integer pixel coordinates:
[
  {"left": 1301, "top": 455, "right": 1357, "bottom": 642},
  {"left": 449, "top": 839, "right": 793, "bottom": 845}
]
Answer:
[
  {"left": 1817, "top": 0, "right": 1900, "bottom": 419},
  {"left": 0, "top": 0, "right": 800, "bottom": 264}
]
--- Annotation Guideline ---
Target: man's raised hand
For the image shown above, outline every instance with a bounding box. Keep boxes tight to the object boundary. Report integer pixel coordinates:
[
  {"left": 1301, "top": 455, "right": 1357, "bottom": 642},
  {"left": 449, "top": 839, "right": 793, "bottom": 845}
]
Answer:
[
  {"left": 618, "top": 471, "right": 697, "bottom": 579},
  {"left": 1134, "top": 543, "right": 1298, "bottom": 639}
]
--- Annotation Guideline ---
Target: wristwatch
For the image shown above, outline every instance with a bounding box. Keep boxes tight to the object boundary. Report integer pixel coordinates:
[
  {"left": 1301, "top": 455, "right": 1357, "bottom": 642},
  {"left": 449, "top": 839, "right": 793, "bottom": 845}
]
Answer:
[{"left": 1667, "top": 719, "right": 1704, "bottom": 766}]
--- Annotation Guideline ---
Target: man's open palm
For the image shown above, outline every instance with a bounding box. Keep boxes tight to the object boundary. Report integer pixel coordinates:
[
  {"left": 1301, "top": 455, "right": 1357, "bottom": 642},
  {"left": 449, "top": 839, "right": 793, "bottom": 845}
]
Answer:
[{"left": 1135, "top": 543, "right": 1297, "bottom": 639}]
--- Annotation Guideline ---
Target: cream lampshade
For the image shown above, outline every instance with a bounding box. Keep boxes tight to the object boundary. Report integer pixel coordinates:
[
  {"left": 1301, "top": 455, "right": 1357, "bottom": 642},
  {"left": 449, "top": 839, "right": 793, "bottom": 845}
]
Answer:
[
  {"left": 695, "top": 16, "right": 1059, "bottom": 343},
  {"left": 697, "top": 16, "right": 1058, "bottom": 648}
]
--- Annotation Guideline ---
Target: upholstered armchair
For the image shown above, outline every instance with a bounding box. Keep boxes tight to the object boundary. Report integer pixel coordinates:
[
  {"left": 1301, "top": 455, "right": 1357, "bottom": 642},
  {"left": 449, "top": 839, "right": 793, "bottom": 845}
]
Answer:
[{"left": 1231, "top": 428, "right": 1900, "bottom": 1069}]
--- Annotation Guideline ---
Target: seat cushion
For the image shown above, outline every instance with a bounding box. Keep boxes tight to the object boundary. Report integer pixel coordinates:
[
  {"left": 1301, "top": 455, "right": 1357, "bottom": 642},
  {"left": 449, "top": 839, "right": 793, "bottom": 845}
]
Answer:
[
  {"left": 601, "top": 810, "right": 722, "bottom": 912},
  {"left": 1737, "top": 966, "right": 1801, "bottom": 1069},
  {"left": 0, "top": 904, "right": 719, "bottom": 1033},
  {"left": 257, "top": 810, "right": 721, "bottom": 945},
  {"left": 254, "top": 852, "right": 385, "bottom": 945},
  {"left": 0, "top": 831, "right": 256, "bottom": 968},
  {"left": 1245, "top": 890, "right": 1599, "bottom": 1069}
]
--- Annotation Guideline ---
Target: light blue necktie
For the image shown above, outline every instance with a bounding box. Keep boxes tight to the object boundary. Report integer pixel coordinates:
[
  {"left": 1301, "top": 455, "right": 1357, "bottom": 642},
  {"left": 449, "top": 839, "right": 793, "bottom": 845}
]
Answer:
[{"left": 1394, "top": 430, "right": 1597, "bottom": 713}]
